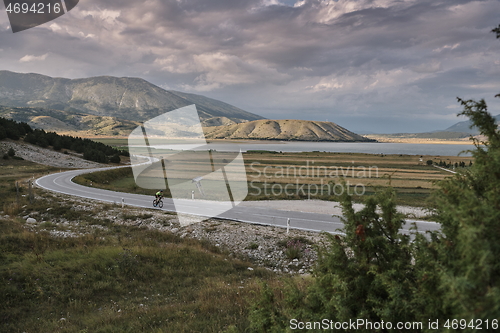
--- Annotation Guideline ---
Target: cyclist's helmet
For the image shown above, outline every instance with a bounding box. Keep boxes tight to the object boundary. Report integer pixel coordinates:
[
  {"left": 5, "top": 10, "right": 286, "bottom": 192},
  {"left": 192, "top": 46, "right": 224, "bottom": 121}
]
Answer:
[{"left": 160, "top": 190, "right": 163, "bottom": 192}]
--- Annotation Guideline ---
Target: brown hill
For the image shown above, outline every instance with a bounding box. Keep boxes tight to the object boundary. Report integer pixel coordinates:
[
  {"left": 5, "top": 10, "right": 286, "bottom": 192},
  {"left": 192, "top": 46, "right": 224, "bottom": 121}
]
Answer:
[{"left": 204, "top": 119, "right": 374, "bottom": 142}]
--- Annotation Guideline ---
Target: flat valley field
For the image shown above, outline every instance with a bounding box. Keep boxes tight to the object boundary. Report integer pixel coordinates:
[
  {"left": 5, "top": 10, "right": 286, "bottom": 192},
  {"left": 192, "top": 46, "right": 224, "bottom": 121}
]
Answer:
[{"left": 75, "top": 149, "right": 473, "bottom": 208}]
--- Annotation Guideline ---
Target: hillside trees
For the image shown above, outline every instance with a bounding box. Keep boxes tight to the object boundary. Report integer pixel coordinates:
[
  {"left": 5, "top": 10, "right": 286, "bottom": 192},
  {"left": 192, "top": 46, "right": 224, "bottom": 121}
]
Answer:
[
  {"left": 0, "top": 116, "right": 129, "bottom": 164},
  {"left": 0, "top": 118, "right": 32, "bottom": 140}
]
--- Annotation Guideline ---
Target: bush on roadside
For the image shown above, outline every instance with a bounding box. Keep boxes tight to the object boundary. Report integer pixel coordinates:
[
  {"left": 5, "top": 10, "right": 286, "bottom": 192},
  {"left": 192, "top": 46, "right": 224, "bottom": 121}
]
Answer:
[{"left": 250, "top": 87, "right": 500, "bottom": 331}]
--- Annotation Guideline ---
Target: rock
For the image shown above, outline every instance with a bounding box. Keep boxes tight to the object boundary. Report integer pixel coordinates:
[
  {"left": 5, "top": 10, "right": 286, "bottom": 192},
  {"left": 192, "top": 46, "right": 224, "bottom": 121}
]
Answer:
[
  {"left": 299, "top": 269, "right": 305, "bottom": 274},
  {"left": 247, "top": 267, "right": 254, "bottom": 271},
  {"left": 26, "top": 217, "right": 37, "bottom": 224}
]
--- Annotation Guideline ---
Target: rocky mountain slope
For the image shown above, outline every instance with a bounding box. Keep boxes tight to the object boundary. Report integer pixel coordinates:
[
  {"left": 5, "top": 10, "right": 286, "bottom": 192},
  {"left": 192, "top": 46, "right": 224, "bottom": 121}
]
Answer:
[
  {"left": 0, "top": 70, "right": 264, "bottom": 123},
  {"left": 0, "top": 106, "right": 139, "bottom": 136},
  {"left": 204, "top": 119, "right": 374, "bottom": 142},
  {"left": 0, "top": 71, "right": 371, "bottom": 141}
]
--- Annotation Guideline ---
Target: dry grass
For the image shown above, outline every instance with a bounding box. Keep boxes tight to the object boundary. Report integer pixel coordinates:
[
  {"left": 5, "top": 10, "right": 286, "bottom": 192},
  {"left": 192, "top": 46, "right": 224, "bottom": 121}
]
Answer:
[{"left": 0, "top": 158, "right": 285, "bottom": 332}]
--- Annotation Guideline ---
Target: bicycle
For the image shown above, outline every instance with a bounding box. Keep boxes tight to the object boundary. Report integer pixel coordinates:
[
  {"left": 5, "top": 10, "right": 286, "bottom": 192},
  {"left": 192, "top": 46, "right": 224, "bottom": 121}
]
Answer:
[{"left": 153, "top": 197, "right": 164, "bottom": 208}]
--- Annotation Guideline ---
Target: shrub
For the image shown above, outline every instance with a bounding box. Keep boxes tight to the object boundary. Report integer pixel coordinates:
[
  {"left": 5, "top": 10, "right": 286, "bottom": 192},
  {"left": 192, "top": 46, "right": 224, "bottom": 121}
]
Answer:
[
  {"left": 247, "top": 242, "right": 259, "bottom": 250},
  {"left": 109, "top": 154, "right": 121, "bottom": 163},
  {"left": 284, "top": 239, "right": 305, "bottom": 259},
  {"left": 249, "top": 100, "right": 500, "bottom": 329}
]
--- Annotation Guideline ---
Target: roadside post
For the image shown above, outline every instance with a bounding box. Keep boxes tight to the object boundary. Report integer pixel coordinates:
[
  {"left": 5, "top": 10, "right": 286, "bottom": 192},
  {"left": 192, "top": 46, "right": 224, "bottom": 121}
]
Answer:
[
  {"left": 287, "top": 218, "right": 290, "bottom": 234},
  {"left": 16, "top": 181, "right": 19, "bottom": 206}
]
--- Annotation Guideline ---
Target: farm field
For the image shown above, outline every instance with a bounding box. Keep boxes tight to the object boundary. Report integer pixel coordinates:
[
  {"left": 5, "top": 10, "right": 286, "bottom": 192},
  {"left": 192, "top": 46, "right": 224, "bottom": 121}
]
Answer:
[{"left": 74, "top": 151, "right": 473, "bottom": 208}]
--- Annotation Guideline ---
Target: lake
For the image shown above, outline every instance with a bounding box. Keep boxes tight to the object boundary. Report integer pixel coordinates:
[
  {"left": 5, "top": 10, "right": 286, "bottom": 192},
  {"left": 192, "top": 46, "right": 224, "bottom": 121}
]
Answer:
[{"left": 201, "top": 142, "right": 475, "bottom": 156}]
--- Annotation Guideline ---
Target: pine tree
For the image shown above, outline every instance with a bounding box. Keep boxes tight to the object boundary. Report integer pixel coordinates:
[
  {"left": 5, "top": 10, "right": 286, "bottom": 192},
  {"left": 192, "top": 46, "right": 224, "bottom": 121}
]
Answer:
[
  {"left": 430, "top": 98, "right": 500, "bottom": 321},
  {"left": 249, "top": 25, "right": 500, "bottom": 330}
]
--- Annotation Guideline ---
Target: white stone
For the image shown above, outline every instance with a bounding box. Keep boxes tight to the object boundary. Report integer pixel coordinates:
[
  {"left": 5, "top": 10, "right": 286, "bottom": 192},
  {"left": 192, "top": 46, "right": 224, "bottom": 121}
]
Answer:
[{"left": 26, "top": 217, "right": 37, "bottom": 223}]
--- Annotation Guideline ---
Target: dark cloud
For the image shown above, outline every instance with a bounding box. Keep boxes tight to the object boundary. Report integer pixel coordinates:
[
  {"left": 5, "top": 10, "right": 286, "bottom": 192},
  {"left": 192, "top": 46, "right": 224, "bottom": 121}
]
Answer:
[{"left": 0, "top": 0, "right": 499, "bottom": 132}]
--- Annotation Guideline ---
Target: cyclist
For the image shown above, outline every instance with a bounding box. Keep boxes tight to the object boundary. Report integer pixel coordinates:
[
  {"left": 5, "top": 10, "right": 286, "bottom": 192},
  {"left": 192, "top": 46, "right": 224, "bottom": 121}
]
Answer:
[
  {"left": 153, "top": 190, "right": 164, "bottom": 208},
  {"left": 155, "top": 190, "right": 163, "bottom": 202}
]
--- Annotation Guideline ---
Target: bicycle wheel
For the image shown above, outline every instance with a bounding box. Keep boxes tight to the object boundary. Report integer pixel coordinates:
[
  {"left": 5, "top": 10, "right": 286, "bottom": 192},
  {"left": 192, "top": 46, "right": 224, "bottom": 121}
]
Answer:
[
  {"left": 153, "top": 199, "right": 158, "bottom": 207},
  {"left": 158, "top": 200, "right": 163, "bottom": 208}
]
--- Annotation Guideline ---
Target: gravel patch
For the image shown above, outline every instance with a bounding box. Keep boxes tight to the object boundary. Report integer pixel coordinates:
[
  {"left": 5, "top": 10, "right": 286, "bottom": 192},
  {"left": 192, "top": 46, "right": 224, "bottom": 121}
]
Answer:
[
  {"left": 240, "top": 199, "right": 431, "bottom": 219},
  {"left": 0, "top": 141, "right": 105, "bottom": 169},
  {"left": 18, "top": 193, "right": 329, "bottom": 275}
]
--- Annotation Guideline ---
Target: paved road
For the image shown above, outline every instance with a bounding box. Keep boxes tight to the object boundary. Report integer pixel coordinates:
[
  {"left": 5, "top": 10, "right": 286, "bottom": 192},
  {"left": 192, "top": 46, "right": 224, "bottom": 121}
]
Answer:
[{"left": 35, "top": 167, "right": 441, "bottom": 235}]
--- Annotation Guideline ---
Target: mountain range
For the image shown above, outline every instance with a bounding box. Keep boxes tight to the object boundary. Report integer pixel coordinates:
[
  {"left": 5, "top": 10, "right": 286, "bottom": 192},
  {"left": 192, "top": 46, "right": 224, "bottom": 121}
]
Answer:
[
  {"left": 0, "top": 71, "right": 372, "bottom": 142},
  {"left": 443, "top": 115, "right": 500, "bottom": 134},
  {"left": 0, "top": 70, "right": 263, "bottom": 124}
]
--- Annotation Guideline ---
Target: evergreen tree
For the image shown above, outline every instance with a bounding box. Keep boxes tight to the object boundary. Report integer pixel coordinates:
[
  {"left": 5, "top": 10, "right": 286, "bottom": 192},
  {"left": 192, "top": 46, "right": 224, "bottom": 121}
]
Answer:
[
  {"left": 53, "top": 139, "right": 62, "bottom": 151},
  {"left": 110, "top": 154, "right": 121, "bottom": 164},
  {"left": 430, "top": 98, "right": 500, "bottom": 321},
  {"left": 0, "top": 126, "right": 6, "bottom": 140},
  {"left": 249, "top": 24, "right": 500, "bottom": 331}
]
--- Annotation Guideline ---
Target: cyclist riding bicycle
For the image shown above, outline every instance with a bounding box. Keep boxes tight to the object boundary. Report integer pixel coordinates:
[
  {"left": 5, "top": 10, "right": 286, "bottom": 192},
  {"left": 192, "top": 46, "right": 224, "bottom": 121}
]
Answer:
[
  {"left": 155, "top": 190, "right": 163, "bottom": 200},
  {"left": 153, "top": 190, "right": 164, "bottom": 208}
]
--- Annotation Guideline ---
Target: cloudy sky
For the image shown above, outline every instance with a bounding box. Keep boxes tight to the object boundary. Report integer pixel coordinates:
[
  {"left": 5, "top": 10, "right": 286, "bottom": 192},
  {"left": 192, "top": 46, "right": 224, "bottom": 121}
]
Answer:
[{"left": 1, "top": 0, "right": 499, "bottom": 133}]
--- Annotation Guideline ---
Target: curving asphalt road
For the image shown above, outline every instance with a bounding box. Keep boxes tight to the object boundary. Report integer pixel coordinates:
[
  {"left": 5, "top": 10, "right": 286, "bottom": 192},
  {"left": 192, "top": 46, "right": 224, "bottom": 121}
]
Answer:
[{"left": 35, "top": 166, "right": 441, "bottom": 235}]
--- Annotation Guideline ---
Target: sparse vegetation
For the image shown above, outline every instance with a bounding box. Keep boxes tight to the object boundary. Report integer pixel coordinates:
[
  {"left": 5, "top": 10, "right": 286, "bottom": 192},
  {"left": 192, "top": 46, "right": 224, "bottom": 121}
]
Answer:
[
  {"left": 0, "top": 158, "right": 283, "bottom": 332},
  {"left": 247, "top": 242, "right": 259, "bottom": 250},
  {"left": 283, "top": 239, "right": 305, "bottom": 260}
]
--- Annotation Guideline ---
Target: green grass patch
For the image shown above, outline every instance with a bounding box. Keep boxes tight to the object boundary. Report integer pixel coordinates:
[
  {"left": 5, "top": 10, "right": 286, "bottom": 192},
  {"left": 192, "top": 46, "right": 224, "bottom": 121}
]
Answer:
[
  {"left": 0, "top": 217, "right": 276, "bottom": 332},
  {"left": 74, "top": 167, "right": 171, "bottom": 197}
]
